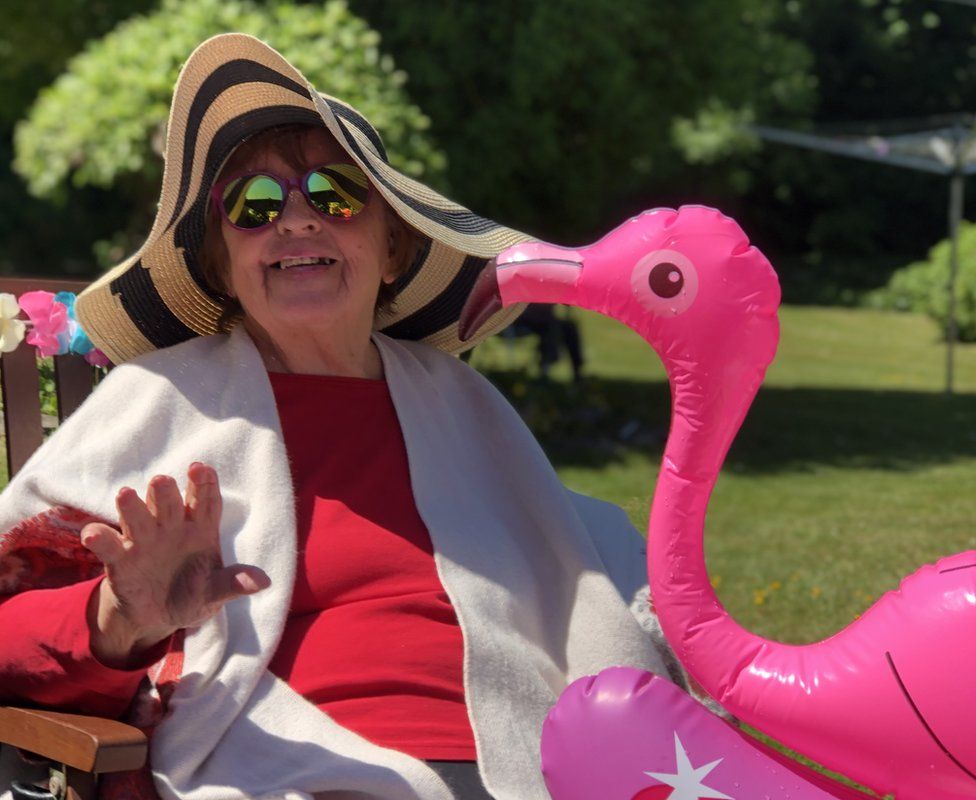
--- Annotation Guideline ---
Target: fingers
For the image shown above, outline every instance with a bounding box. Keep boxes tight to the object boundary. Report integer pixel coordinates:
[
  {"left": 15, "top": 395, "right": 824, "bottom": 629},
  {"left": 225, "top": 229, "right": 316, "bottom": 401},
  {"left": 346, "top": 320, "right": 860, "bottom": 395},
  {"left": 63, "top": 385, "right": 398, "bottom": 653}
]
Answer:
[
  {"left": 185, "top": 462, "right": 222, "bottom": 530},
  {"left": 80, "top": 522, "right": 128, "bottom": 565},
  {"left": 124, "top": 464, "right": 220, "bottom": 539},
  {"left": 115, "top": 486, "right": 156, "bottom": 542},
  {"left": 207, "top": 564, "right": 271, "bottom": 606},
  {"left": 146, "top": 474, "right": 183, "bottom": 528}
]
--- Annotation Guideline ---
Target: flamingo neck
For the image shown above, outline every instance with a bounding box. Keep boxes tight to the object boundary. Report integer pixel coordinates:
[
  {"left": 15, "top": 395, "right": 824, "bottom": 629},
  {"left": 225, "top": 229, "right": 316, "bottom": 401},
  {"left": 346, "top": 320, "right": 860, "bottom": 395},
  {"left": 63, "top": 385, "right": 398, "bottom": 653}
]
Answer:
[{"left": 648, "top": 362, "right": 768, "bottom": 702}]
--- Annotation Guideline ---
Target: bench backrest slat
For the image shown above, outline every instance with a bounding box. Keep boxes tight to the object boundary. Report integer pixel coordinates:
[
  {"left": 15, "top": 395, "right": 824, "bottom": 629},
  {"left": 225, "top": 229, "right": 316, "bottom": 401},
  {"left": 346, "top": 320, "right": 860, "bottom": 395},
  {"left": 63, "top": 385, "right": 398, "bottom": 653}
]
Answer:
[
  {"left": 1, "top": 344, "right": 44, "bottom": 477},
  {"left": 55, "top": 354, "right": 98, "bottom": 422},
  {"left": 0, "top": 277, "right": 94, "bottom": 478}
]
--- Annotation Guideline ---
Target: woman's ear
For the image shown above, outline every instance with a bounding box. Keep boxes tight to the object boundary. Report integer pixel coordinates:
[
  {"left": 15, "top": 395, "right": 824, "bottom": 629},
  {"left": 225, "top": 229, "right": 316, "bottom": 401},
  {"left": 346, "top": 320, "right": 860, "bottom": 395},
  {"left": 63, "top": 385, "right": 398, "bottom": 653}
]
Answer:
[{"left": 382, "top": 231, "right": 397, "bottom": 284}]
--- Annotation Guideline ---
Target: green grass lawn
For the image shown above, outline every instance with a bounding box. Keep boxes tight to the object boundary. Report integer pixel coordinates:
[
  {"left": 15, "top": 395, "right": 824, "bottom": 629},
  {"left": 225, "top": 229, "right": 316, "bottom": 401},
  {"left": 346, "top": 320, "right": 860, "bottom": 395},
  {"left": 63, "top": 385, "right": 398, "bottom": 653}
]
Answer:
[
  {"left": 471, "top": 304, "right": 975, "bottom": 796},
  {"left": 4, "top": 304, "right": 972, "bottom": 651},
  {"left": 471, "top": 305, "right": 976, "bottom": 643},
  {"left": 2, "top": 304, "right": 971, "bottom": 794}
]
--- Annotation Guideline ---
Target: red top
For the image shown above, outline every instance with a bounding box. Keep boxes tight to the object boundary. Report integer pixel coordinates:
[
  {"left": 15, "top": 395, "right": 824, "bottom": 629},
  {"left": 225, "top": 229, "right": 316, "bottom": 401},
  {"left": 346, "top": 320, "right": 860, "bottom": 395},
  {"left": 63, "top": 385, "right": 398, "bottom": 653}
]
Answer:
[
  {"left": 0, "top": 372, "right": 475, "bottom": 761},
  {"left": 266, "top": 371, "right": 475, "bottom": 761},
  {"left": 0, "top": 577, "right": 151, "bottom": 717}
]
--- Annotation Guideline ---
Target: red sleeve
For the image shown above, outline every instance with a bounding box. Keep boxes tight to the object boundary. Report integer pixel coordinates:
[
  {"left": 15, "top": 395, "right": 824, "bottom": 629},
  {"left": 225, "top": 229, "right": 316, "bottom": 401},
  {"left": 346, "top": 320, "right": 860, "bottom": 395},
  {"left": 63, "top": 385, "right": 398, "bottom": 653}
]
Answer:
[{"left": 0, "top": 577, "right": 152, "bottom": 718}]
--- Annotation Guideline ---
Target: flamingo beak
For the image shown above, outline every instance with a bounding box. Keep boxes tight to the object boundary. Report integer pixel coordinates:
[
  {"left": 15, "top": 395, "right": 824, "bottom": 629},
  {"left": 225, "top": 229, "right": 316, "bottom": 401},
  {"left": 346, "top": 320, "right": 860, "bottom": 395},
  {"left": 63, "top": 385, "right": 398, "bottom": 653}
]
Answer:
[
  {"left": 459, "top": 258, "right": 503, "bottom": 342},
  {"left": 459, "top": 247, "right": 584, "bottom": 341}
]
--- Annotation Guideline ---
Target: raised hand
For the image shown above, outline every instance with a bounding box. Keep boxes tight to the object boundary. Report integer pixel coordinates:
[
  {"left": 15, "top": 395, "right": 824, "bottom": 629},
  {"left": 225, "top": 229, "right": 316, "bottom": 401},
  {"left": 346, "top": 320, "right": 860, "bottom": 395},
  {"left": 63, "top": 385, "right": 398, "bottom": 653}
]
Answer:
[{"left": 81, "top": 462, "right": 271, "bottom": 667}]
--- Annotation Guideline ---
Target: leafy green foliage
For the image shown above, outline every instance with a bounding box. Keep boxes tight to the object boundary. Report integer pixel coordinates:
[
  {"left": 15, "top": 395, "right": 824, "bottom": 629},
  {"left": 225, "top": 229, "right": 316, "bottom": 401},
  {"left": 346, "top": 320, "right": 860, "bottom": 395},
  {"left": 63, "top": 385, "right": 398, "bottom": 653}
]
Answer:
[
  {"left": 352, "top": 0, "right": 813, "bottom": 241},
  {"left": 870, "top": 223, "right": 976, "bottom": 341},
  {"left": 0, "top": 0, "right": 157, "bottom": 277},
  {"left": 742, "top": 0, "right": 976, "bottom": 297},
  {"left": 10, "top": 0, "right": 976, "bottom": 308},
  {"left": 779, "top": 0, "right": 976, "bottom": 122},
  {"left": 13, "top": 0, "right": 444, "bottom": 266},
  {"left": 671, "top": 101, "right": 758, "bottom": 166},
  {"left": 0, "top": 0, "right": 158, "bottom": 130},
  {"left": 38, "top": 358, "right": 57, "bottom": 419}
]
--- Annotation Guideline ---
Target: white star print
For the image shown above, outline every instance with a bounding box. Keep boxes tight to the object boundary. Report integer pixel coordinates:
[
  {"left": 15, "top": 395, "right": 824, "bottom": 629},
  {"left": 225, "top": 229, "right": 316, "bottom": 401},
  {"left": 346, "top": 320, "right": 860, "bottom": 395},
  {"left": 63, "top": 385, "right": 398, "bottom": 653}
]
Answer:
[{"left": 644, "top": 732, "right": 734, "bottom": 800}]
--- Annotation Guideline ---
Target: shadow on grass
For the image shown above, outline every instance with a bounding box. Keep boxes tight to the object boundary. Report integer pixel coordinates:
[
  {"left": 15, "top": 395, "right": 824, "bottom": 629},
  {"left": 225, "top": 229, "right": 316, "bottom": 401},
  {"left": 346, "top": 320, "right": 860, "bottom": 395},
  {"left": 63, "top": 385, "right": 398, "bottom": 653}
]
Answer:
[{"left": 481, "top": 368, "right": 976, "bottom": 474}]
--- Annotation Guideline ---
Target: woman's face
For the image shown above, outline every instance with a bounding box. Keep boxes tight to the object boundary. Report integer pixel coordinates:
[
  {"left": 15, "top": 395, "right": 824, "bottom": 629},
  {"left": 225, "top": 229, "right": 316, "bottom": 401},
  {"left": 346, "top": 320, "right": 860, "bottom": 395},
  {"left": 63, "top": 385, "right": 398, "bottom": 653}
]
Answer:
[{"left": 218, "top": 128, "right": 396, "bottom": 346}]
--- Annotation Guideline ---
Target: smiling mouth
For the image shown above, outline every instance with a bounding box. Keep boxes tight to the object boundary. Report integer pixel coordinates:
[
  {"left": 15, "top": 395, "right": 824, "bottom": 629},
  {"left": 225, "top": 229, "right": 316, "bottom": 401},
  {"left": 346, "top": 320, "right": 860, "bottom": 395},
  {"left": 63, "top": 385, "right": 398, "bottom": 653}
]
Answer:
[{"left": 271, "top": 257, "right": 338, "bottom": 270}]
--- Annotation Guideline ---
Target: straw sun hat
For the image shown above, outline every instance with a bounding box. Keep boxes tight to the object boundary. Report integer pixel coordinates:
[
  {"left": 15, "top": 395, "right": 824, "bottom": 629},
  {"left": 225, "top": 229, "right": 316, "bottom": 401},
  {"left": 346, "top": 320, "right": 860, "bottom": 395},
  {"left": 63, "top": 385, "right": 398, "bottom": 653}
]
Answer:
[{"left": 76, "top": 32, "right": 532, "bottom": 365}]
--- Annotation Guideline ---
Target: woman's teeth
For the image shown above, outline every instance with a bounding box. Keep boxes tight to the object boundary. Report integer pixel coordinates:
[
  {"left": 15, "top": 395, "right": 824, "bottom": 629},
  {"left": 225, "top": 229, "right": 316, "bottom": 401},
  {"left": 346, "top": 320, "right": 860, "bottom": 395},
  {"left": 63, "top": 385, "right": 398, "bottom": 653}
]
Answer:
[{"left": 274, "top": 257, "right": 337, "bottom": 269}]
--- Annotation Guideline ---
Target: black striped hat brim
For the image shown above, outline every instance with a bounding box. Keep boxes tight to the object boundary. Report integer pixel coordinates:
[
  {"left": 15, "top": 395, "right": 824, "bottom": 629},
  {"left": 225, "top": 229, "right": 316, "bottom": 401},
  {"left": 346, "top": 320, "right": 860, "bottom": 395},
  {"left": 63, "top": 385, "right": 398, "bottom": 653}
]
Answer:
[{"left": 77, "top": 33, "right": 529, "bottom": 364}]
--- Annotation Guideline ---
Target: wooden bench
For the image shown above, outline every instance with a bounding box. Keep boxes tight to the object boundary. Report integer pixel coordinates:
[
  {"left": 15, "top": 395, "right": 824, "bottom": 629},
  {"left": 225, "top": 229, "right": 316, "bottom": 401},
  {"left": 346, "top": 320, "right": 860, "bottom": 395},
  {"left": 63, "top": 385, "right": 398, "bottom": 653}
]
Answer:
[
  {"left": 0, "top": 277, "right": 147, "bottom": 800},
  {"left": 0, "top": 278, "right": 100, "bottom": 477}
]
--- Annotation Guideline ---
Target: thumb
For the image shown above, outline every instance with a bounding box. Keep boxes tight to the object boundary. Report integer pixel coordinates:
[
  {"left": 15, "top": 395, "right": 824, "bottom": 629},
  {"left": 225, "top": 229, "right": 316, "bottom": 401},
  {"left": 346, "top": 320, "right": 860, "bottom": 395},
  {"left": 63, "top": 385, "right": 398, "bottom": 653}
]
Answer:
[{"left": 208, "top": 564, "right": 271, "bottom": 606}]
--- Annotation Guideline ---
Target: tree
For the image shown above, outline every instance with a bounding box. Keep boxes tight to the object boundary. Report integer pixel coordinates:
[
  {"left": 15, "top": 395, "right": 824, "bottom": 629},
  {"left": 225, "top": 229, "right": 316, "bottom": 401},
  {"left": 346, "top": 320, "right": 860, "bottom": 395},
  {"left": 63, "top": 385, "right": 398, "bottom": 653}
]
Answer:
[
  {"left": 0, "top": 0, "right": 158, "bottom": 130},
  {"left": 875, "top": 223, "right": 976, "bottom": 341},
  {"left": 13, "top": 0, "right": 445, "bottom": 269},
  {"left": 351, "top": 0, "right": 815, "bottom": 242},
  {"left": 0, "top": 0, "right": 158, "bottom": 276},
  {"left": 739, "top": 0, "right": 976, "bottom": 301}
]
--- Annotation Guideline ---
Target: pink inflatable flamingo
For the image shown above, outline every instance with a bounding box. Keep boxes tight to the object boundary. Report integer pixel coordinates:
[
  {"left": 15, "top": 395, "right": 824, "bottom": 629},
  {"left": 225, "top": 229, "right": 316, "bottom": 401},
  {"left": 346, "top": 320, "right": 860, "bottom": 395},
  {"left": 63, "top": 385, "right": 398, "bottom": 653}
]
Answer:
[{"left": 460, "top": 206, "right": 976, "bottom": 800}]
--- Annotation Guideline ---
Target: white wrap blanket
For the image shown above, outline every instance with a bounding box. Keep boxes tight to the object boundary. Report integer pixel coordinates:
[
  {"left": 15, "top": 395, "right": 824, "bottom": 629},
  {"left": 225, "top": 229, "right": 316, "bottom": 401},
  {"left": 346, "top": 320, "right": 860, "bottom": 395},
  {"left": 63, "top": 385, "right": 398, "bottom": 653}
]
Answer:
[{"left": 0, "top": 327, "right": 680, "bottom": 799}]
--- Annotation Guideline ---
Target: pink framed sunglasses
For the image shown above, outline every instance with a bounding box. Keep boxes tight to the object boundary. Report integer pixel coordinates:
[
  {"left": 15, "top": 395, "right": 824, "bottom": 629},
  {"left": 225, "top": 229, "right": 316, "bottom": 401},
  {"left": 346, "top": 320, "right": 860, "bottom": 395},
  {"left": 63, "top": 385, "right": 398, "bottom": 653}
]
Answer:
[{"left": 210, "top": 163, "right": 371, "bottom": 231}]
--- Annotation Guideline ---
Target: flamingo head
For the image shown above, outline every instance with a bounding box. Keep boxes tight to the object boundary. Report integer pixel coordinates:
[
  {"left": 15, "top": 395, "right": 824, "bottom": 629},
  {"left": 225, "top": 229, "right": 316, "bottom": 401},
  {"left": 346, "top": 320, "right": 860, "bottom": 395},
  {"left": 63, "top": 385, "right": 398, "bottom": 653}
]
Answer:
[{"left": 460, "top": 206, "right": 781, "bottom": 386}]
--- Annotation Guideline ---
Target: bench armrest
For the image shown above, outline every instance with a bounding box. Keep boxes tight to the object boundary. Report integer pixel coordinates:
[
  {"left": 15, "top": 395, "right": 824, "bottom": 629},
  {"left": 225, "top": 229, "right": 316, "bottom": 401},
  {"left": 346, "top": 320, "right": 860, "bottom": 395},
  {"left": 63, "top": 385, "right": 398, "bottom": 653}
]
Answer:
[{"left": 0, "top": 707, "right": 147, "bottom": 773}]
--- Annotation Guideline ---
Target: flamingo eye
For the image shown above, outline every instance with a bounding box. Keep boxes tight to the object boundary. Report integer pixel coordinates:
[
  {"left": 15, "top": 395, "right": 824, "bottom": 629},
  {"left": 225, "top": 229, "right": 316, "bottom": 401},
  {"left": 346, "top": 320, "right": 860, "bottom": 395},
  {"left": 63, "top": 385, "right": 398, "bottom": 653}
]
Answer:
[
  {"left": 648, "top": 262, "right": 683, "bottom": 298},
  {"left": 631, "top": 249, "right": 698, "bottom": 316}
]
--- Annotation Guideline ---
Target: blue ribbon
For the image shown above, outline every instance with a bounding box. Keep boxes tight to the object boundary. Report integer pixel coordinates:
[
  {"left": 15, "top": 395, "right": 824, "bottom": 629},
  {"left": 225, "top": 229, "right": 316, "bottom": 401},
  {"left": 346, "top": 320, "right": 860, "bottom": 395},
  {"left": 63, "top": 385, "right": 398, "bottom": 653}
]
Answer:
[{"left": 54, "top": 292, "right": 95, "bottom": 356}]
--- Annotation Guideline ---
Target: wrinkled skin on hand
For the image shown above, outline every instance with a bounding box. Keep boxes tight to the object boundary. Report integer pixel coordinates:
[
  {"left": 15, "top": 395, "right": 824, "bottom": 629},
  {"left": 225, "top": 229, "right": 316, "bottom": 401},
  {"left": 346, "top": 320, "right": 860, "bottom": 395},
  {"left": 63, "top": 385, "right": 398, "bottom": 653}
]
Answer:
[{"left": 81, "top": 462, "right": 271, "bottom": 665}]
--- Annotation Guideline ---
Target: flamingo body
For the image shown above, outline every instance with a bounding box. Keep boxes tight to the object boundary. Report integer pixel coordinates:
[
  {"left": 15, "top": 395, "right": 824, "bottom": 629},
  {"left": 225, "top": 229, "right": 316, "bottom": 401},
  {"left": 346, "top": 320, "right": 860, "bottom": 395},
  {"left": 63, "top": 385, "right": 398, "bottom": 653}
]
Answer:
[
  {"left": 541, "top": 666, "right": 876, "bottom": 800},
  {"left": 464, "top": 206, "right": 976, "bottom": 798}
]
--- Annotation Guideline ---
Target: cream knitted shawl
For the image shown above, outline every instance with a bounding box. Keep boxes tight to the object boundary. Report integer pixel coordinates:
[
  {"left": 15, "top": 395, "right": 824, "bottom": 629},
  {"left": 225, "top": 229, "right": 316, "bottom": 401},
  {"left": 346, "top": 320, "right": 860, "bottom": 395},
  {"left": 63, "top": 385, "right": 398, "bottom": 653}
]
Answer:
[{"left": 0, "top": 328, "right": 679, "bottom": 800}]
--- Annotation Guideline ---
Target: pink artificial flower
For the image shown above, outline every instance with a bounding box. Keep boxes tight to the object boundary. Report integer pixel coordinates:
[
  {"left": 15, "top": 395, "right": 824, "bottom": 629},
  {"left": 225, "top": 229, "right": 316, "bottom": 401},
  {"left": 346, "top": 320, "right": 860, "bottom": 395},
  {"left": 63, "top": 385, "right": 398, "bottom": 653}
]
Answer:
[
  {"left": 84, "top": 348, "right": 111, "bottom": 367},
  {"left": 19, "top": 291, "right": 69, "bottom": 357}
]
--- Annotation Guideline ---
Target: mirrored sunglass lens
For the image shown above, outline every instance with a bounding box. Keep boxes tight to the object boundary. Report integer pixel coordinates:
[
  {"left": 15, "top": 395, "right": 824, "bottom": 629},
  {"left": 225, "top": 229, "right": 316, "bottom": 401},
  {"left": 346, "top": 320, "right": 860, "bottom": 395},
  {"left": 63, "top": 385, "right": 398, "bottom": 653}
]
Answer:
[
  {"left": 222, "top": 175, "right": 284, "bottom": 228},
  {"left": 306, "top": 165, "right": 369, "bottom": 219}
]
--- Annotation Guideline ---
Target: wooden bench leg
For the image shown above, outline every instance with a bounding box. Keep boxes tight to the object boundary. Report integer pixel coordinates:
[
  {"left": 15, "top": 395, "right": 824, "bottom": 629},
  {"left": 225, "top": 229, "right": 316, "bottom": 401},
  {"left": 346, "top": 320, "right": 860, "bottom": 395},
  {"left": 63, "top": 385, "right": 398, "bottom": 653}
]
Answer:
[
  {"left": 62, "top": 767, "right": 96, "bottom": 800},
  {"left": 11, "top": 764, "right": 97, "bottom": 800}
]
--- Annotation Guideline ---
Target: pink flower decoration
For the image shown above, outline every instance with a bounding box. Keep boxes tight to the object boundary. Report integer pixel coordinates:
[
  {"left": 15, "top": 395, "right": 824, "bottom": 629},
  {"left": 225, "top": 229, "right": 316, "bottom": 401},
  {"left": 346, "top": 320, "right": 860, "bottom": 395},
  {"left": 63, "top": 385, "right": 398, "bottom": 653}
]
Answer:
[
  {"left": 19, "top": 291, "right": 69, "bottom": 357},
  {"left": 84, "top": 348, "right": 110, "bottom": 367}
]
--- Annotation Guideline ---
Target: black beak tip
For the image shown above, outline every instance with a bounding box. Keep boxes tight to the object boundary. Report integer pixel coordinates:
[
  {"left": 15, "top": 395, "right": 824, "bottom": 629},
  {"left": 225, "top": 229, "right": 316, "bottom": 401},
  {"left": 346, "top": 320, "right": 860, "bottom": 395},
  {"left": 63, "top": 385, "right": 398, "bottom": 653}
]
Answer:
[{"left": 459, "top": 259, "right": 502, "bottom": 342}]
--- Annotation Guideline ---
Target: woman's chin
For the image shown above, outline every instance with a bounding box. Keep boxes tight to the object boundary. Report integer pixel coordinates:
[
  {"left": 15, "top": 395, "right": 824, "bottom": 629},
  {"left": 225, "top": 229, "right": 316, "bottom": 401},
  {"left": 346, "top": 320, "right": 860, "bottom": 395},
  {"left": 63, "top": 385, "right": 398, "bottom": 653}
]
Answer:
[
  {"left": 267, "top": 275, "right": 345, "bottom": 312},
  {"left": 257, "top": 290, "right": 374, "bottom": 334}
]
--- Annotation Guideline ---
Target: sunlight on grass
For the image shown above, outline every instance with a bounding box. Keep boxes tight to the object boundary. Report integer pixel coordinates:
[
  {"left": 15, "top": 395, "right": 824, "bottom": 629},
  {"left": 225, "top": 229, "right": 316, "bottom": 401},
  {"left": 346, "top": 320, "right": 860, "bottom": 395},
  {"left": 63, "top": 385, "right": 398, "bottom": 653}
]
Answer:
[
  {"left": 1, "top": 302, "right": 970, "bottom": 796},
  {"left": 486, "top": 305, "right": 976, "bottom": 643},
  {"left": 472, "top": 304, "right": 976, "bottom": 392},
  {"left": 471, "top": 304, "right": 971, "bottom": 796},
  {"left": 770, "top": 306, "right": 976, "bottom": 393}
]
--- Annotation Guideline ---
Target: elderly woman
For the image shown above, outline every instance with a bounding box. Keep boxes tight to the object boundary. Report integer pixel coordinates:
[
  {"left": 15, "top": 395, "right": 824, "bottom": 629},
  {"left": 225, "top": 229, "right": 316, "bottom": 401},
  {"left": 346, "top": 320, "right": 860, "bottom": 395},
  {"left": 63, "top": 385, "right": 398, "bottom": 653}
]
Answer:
[{"left": 0, "top": 34, "right": 684, "bottom": 800}]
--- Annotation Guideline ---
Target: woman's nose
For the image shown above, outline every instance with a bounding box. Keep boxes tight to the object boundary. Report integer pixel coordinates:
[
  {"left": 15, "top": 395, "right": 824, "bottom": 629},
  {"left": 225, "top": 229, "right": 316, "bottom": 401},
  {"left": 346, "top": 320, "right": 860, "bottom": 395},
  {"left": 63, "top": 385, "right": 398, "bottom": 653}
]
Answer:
[{"left": 275, "top": 187, "right": 322, "bottom": 234}]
